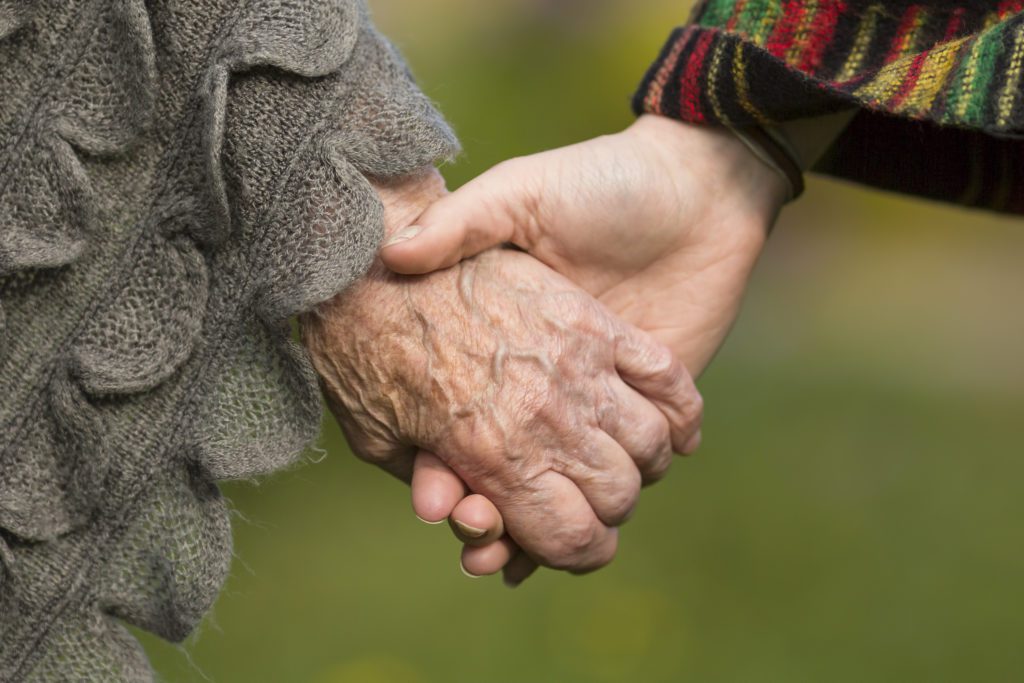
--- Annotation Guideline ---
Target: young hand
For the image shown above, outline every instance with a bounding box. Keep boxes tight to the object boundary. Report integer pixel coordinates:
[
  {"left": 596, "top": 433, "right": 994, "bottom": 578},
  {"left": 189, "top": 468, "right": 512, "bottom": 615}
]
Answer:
[{"left": 379, "top": 115, "right": 789, "bottom": 376}]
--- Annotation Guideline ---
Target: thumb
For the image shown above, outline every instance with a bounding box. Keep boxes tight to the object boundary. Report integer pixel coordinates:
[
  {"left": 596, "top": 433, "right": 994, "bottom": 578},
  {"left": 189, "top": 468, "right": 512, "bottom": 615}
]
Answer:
[
  {"left": 410, "top": 451, "right": 467, "bottom": 524},
  {"left": 379, "top": 162, "right": 534, "bottom": 275}
]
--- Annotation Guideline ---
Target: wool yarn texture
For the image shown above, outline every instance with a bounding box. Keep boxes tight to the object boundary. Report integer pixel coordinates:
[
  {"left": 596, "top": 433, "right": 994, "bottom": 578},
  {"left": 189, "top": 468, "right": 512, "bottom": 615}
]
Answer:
[
  {"left": 636, "top": 1, "right": 1024, "bottom": 213},
  {"left": 0, "top": 1, "right": 457, "bottom": 680}
]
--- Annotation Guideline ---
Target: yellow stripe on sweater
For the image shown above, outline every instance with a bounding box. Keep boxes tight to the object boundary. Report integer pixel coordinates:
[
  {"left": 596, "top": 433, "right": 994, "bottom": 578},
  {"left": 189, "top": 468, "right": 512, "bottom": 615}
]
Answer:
[
  {"left": 897, "top": 36, "right": 971, "bottom": 115},
  {"left": 835, "top": 4, "right": 882, "bottom": 83},
  {"left": 890, "top": 8, "right": 928, "bottom": 60},
  {"left": 753, "top": 1, "right": 782, "bottom": 45},
  {"left": 785, "top": 0, "right": 820, "bottom": 67},
  {"left": 854, "top": 54, "right": 917, "bottom": 104},
  {"left": 996, "top": 22, "right": 1024, "bottom": 128},
  {"left": 733, "top": 41, "right": 772, "bottom": 124},
  {"left": 706, "top": 40, "right": 732, "bottom": 124},
  {"left": 854, "top": 9, "right": 929, "bottom": 104}
]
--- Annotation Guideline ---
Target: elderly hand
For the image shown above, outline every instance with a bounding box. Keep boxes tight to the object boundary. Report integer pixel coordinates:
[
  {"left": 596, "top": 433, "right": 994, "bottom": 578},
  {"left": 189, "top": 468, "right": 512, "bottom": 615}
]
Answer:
[
  {"left": 379, "top": 115, "right": 789, "bottom": 377},
  {"left": 300, "top": 168, "right": 702, "bottom": 583},
  {"left": 376, "top": 115, "right": 790, "bottom": 583},
  {"left": 383, "top": 114, "right": 854, "bottom": 578}
]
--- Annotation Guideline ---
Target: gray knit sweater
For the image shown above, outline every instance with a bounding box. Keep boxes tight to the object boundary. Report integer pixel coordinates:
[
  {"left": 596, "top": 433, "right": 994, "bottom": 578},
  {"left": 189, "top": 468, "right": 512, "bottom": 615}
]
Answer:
[{"left": 0, "top": 0, "right": 457, "bottom": 679}]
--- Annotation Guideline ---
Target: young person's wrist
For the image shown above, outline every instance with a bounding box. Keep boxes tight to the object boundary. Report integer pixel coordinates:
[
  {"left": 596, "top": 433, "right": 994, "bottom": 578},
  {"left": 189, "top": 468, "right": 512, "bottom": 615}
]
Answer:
[{"left": 628, "top": 115, "right": 787, "bottom": 246}]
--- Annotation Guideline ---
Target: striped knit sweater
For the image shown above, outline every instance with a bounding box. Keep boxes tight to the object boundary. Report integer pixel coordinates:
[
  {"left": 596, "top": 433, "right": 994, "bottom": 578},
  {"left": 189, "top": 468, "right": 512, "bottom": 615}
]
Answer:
[{"left": 634, "top": 1, "right": 1024, "bottom": 214}]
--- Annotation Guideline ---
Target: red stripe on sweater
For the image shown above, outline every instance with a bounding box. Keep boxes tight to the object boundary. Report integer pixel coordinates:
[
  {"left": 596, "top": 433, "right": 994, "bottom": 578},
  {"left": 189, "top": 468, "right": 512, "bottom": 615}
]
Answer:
[
  {"left": 644, "top": 27, "right": 696, "bottom": 115},
  {"left": 943, "top": 7, "right": 967, "bottom": 41},
  {"left": 998, "top": 0, "right": 1024, "bottom": 19},
  {"left": 888, "top": 52, "right": 928, "bottom": 108},
  {"left": 726, "top": 0, "right": 749, "bottom": 31},
  {"left": 679, "top": 31, "right": 716, "bottom": 122},
  {"left": 798, "top": 0, "right": 848, "bottom": 73},
  {"left": 888, "top": 9, "right": 965, "bottom": 108},
  {"left": 884, "top": 4, "right": 925, "bottom": 64},
  {"left": 766, "top": 1, "right": 810, "bottom": 59}
]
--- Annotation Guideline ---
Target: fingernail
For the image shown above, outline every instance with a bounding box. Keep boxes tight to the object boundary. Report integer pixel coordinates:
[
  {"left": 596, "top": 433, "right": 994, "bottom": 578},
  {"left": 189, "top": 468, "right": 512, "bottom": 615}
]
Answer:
[
  {"left": 460, "top": 561, "right": 481, "bottom": 579},
  {"left": 682, "top": 429, "right": 702, "bottom": 455},
  {"left": 503, "top": 576, "right": 521, "bottom": 589},
  {"left": 452, "top": 519, "right": 487, "bottom": 539},
  {"left": 415, "top": 514, "right": 445, "bottom": 526},
  {"left": 382, "top": 225, "right": 424, "bottom": 248}
]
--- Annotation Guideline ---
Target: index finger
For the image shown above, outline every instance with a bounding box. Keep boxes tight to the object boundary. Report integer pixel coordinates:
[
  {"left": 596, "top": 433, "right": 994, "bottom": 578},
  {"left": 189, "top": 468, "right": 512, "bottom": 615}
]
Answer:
[{"left": 613, "top": 323, "right": 704, "bottom": 455}]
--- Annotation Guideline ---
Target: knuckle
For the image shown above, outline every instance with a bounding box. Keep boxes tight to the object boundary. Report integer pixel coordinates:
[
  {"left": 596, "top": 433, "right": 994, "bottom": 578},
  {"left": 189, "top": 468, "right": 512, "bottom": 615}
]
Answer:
[
  {"left": 573, "top": 534, "right": 619, "bottom": 574},
  {"left": 509, "top": 390, "right": 558, "bottom": 438},
  {"left": 636, "top": 416, "right": 672, "bottom": 459},
  {"left": 560, "top": 522, "right": 598, "bottom": 557},
  {"left": 598, "top": 473, "right": 641, "bottom": 525},
  {"left": 634, "top": 427, "right": 673, "bottom": 482},
  {"left": 679, "top": 391, "right": 705, "bottom": 430},
  {"left": 665, "top": 382, "right": 703, "bottom": 433},
  {"left": 649, "top": 344, "right": 679, "bottom": 378},
  {"left": 669, "top": 403, "right": 704, "bottom": 454},
  {"left": 631, "top": 343, "right": 685, "bottom": 392},
  {"left": 536, "top": 519, "right": 599, "bottom": 570},
  {"left": 642, "top": 450, "right": 674, "bottom": 485},
  {"left": 689, "top": 389, "right": 705, "bottom": 418}
]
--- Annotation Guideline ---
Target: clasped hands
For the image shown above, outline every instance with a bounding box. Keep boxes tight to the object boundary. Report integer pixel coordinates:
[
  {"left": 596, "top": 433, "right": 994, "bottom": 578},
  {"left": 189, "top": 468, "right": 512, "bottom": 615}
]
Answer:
[{"left": 301, "top": 115, "right": 788, "bottom": 586}]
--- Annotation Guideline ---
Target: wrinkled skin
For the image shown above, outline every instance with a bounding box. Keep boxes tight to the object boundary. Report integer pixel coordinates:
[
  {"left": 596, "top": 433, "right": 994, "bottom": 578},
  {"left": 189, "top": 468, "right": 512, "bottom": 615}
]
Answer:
[
  {"left": 382, "top": 115, "right": 789, "bottom": 376},
  {"left": 380, "top": 114, "right": 850, "bottom": 580},
  {"left": 381, "top": 116, "right": 790, "bottom": 579},
  {"left": 301, "top": 169, "right": 703, "bottom": 578}
]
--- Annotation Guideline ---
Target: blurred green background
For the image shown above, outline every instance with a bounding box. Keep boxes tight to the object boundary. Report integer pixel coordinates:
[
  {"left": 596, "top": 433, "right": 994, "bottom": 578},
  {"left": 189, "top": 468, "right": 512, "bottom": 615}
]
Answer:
[{"left": 142, "top": 1, "right": 1024, "bottom": 680}]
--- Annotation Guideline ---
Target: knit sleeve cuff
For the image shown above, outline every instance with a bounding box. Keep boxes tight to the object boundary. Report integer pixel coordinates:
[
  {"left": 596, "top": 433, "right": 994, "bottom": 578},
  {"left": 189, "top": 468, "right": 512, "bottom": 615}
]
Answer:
[{"left": 633, "top": 2, "right": 1024, "bottom": 215}]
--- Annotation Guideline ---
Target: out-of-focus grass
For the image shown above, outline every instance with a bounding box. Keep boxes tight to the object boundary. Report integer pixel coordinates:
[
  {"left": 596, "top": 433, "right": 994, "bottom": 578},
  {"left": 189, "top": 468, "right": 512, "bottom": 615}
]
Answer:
[{"left": 142, "top": 1, "right": 1024, "bottom": 680}]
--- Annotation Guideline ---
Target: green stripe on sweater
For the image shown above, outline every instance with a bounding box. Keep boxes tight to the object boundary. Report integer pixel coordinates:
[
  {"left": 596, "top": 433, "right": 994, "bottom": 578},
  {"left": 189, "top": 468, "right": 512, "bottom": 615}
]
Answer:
[
  {"left": 962, "top": 22, "right": 1012, "bottom": 125},
  {"left": 736, "top": 0, "right": 783, "bottom": 45},
  {"left": 699, "top": 0, "right": 741, "bottom": 28}
]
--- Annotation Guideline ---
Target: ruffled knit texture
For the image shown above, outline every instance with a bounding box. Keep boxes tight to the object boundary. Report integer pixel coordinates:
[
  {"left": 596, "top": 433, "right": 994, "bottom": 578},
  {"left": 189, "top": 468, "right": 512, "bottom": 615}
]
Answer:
[{"left": 0, "top": 0, "right": 457, "bottom": 680}]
